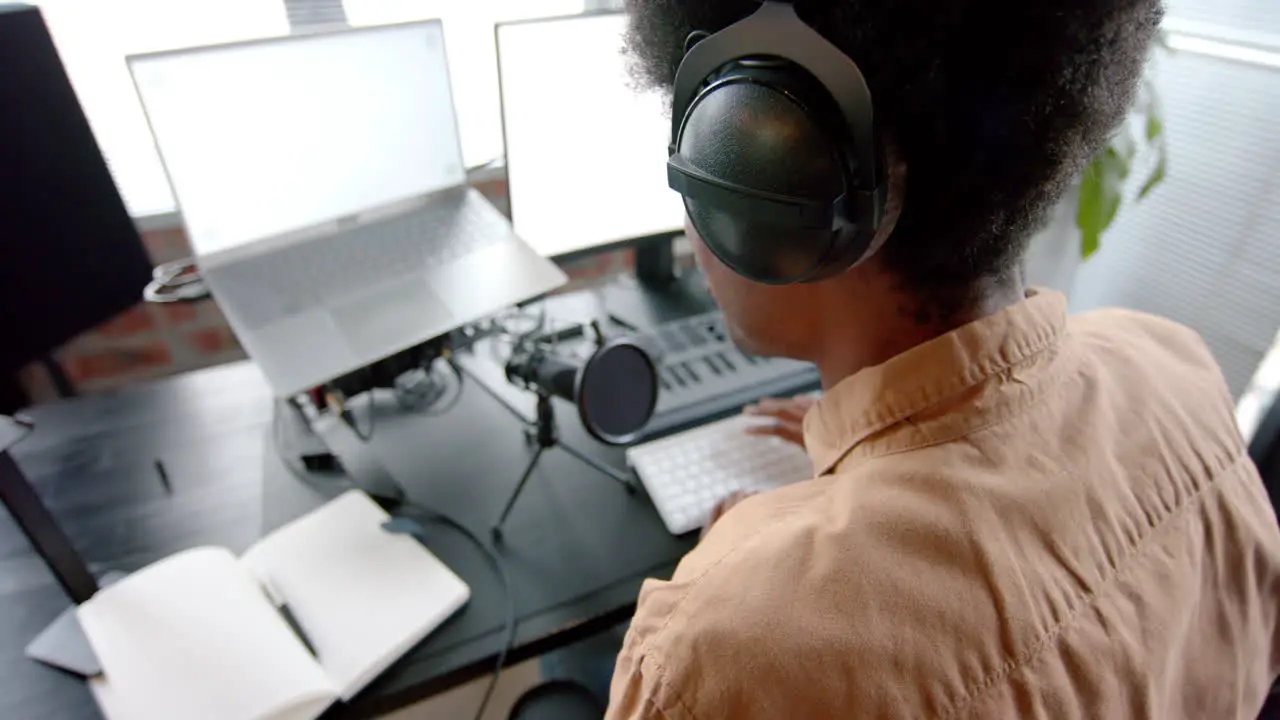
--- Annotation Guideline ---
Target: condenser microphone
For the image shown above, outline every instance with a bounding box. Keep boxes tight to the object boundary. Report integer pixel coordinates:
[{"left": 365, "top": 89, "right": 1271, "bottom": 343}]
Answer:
[{"left": 505, "top": 336, "right": 658, "bottom": 445}]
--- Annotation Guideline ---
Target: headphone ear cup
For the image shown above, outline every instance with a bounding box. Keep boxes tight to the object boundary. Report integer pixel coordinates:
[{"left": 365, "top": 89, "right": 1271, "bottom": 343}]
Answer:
[
  {"left": 676, "top": 70, "right": 849, "bottom": 284},
  {"left": 683, "top": 199, "right": 836, "bottom": 283},
  {"left": 667, "top": 2, "right": 887, "bottom": 284}
]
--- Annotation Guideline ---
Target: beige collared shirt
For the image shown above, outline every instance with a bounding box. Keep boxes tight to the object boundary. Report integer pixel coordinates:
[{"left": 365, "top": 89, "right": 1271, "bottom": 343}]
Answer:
[{"left": 608, "top": 290, "right": 1280, "bottom": 719}]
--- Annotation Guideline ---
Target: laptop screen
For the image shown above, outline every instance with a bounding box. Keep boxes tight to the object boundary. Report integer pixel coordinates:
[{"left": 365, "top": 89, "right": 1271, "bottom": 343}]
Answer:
[{"left": 130, "top": 21, "right": 465, "bottom": 258}]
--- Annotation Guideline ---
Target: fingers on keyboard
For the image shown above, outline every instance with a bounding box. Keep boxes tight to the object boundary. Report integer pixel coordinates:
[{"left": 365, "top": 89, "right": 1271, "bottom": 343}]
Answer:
[{"left": 745, "top": 421, "right": 804, "bottom": 447}]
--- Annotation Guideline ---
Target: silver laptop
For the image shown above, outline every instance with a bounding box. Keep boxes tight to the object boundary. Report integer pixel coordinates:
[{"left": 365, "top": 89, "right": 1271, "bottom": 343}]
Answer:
[{"left": 128, "top": 20, "right": 566, "bottom": 397}]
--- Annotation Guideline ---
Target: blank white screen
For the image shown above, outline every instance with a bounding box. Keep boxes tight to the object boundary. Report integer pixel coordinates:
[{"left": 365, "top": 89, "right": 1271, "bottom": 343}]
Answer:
[
  {"left": 129, "top": 22, "right": 465, "bottom": 257},
  {"left": 497, "top": 14, "right": 685, "bottom": 258}
]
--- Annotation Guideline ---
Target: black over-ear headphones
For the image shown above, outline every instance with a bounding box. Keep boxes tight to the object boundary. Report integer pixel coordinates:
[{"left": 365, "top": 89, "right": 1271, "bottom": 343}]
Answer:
[{"left": 667, "top": 1, "right": 887, "bottom": 285}]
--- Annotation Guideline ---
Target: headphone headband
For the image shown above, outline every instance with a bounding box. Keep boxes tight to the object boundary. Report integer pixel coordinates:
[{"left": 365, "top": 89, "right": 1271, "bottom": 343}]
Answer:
[{"left": 670, "top": 1, "right": 880, "bottom": 193}]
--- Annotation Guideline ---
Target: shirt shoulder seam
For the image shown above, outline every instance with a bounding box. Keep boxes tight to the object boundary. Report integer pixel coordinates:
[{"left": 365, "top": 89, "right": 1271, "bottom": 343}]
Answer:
[
  {"left": 634, "top": 648, "right": 701, "bottom": 720},
  {"left": 629, "top": 523, "right": 789, "bottom": 717},
  {"left": 818, "top": 330, "right": 1063, "bottom": 474},
  {"left": 847, "top": 320, "right": 1061, "bottom": 446},
  {"left": 941, "top": 449, "right": 1249, "bottom": 719},
  {"left": 857, "top": 356, "right": 1082, "bottom": 465},
  {"left": 644, "top": 532, "right": 760, "bottom": 648}
]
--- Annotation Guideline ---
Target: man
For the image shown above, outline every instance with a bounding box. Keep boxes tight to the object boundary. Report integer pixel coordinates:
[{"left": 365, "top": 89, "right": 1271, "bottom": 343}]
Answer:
[{"left": 606, "top": 0, "right": 1280, "bottom": 718}]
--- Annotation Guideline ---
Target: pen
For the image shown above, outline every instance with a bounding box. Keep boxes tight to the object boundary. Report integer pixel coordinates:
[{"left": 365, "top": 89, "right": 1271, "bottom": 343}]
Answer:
[
  {"left": 277, "top": 602, "right": 318, "bottom": 658},
  {"left": 153, "top": 459, "right": 172, "bottom": 494}
]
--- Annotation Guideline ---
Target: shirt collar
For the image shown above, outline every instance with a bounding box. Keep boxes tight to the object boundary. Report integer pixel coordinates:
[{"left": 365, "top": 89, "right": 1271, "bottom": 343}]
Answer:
[{"left": 803, "top": 289, "right": 1069, "bottom": 475}]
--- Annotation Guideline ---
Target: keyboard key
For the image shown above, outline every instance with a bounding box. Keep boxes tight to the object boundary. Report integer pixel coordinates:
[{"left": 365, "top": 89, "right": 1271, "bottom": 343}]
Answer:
[{"left": 659, "top": 328, "right": 687, "bottom": 353}]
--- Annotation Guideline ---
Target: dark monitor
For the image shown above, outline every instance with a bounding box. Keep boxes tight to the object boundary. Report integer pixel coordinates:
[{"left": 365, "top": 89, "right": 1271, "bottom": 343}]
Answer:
[
  {"left": 495, "top": 12, "right": 685, "bottom": 263},
  {"left": 1249, "top": 395, "right": 1280, "bottom": 516},
  {"left": 0, "top": 5, "right": 153, "bottom": 376}
]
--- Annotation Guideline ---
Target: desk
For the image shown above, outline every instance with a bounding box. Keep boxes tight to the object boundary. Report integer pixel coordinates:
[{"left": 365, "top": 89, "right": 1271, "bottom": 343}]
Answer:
[{"left": 0, "top": 355, "right": 696, "bottom": 718}]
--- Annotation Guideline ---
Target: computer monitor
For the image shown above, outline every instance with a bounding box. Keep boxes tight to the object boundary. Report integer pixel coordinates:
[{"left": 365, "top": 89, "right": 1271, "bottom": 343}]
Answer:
[
  {"left": 1250, "top": 396, "right": 1280, "bottom": 513},
  {"left": 0, "top": 6, "right": 153, "bottom": 380},
  {"left": 496, "top": 12, "right": 685, "bottom": 261}
]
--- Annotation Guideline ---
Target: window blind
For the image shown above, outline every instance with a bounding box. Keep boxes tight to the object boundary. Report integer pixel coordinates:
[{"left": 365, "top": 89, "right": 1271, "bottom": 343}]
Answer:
[
  {"left": 1068, "top": 47, "right": 1280, "bottom": 399},
  {"left": 1166, "top": 0, "right": 1280, "bottom": 40}
]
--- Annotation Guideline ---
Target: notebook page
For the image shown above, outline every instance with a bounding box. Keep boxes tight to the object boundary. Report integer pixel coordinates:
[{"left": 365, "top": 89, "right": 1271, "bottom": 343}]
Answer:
[
  {"left": 78, "top": 547, "right": 336, "bottom": 720},
  {"left": 241, "top": 491, "right": 470, "bottom": 700}
]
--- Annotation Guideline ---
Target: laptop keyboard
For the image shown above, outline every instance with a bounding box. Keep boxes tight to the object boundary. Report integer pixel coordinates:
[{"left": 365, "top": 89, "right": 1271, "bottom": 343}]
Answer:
[{"left": 210, "top": 193, "right": 505, "bottom": 330}]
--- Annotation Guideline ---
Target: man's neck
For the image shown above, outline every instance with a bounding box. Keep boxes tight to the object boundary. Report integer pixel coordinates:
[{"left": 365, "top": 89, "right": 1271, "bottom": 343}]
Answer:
[{"left": 812, "top": 278, "right": 1026, "bottom": 390}]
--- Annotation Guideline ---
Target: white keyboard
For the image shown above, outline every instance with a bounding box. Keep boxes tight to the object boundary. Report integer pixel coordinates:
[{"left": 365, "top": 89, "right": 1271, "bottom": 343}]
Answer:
[{"left": 627, "top": 414, "right": 814, "bottom": 536}]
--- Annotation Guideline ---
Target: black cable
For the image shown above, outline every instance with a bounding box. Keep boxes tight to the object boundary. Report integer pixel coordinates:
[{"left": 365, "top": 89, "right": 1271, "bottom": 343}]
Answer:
[
  {"left": 269, "top": 401, "right": 515, "bottom": 720},
  {"left": 382, "top": 360, "right": 511, "bottom": 719},
  {"left": 512, "top": 305, "right": 548, "bottom": 347},
  {"left": 489, "top": 305, "right": 549, "bottom": 364},
  {"left": 397, "top": 501, "right": 517, "bottom": 720},
  {"left": 420, "top": 356, "right": 466, "bottom": 417},
  {"left": 341, "top": 392, "right": 376, "bottom": 443},
  {"left": 390, "top": 353, "right": 466, "bottom": 416}
]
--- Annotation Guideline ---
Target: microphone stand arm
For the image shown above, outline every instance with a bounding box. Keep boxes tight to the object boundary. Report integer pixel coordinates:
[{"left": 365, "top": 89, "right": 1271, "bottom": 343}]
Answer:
[{"left": 491, "top": 393, "right": 635, "bottom": 541}]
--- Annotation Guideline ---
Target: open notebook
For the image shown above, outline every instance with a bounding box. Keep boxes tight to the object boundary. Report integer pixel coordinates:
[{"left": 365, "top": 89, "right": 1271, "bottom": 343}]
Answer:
[{"left": 78, "top": 491, "right": 470, "bottom": 720}]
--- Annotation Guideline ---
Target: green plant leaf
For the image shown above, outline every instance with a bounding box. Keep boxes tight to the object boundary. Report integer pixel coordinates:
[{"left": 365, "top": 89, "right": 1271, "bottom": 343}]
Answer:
[
  {"left": 1080, "top": 216, "right": 1102, "bottom": 260},
  {"left": 1074, "top": 33, "right": 1169, "bottom": 260},
  {"left": 1138, "top": 83, "right": 1168, "bottom": 199},
  {"left": 1076, "top": 147, "right": 1128, "bottom": 260},
  {"left": 1139, "top": 152, "right": 1167, "bottom": 200},
  {"left": 1146, "top": 113, "right": 1163, "bottom": 142}
]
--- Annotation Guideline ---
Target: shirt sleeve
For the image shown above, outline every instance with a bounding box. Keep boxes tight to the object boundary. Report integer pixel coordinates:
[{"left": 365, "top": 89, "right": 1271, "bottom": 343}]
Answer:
[
  {"left": 605, "top": 643, "right": 672, "bottom": 720},
  {"left": 605, "top": 575, "right": 700, "bottom": 720}
]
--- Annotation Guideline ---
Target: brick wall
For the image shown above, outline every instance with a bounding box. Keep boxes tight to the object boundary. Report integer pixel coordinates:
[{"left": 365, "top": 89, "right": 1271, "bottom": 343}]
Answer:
[
  {"left": 17, "top": 178, "right": 648, "bottom": 406},
  {"left": 19, "top": 225, "right": 249, "bottom": 405}
]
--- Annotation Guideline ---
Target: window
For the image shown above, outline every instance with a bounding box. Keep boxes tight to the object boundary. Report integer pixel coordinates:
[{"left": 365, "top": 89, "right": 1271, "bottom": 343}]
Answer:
[
  {"left": 37, "top": 1, "right": 291, "bottom": 218},
  {"left": 341, "top": 0, "right": 584, "bottom": 169},
  {"left": 35, "top": 0, "right": 583, "bottom": 220},
  {"left": 1069, "top": 4, "right": 1280, "bottom": 399},
  {"left": 1166, "top": 0, "right": 1280, "bottom": 38}
]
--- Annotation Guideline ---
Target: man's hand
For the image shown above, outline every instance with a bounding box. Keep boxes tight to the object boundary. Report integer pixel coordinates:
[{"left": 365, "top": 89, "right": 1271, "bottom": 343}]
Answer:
[
  {"left": 742, "top": 395, "right": 819, "bottom": 449},
  {"left": 701, "top": 491, "right": 753, "bottom": 540},
  {"left": 699, "top": 395, "right": 817, "bottom": 540}
]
